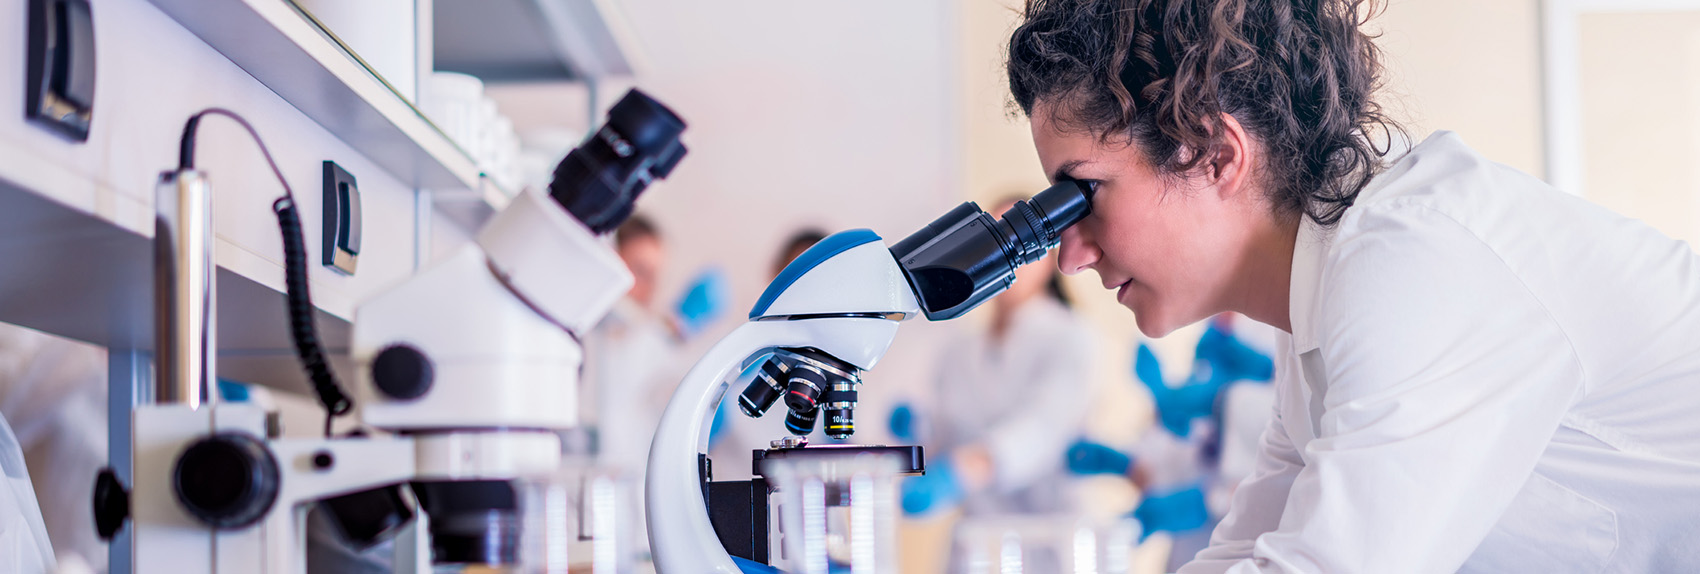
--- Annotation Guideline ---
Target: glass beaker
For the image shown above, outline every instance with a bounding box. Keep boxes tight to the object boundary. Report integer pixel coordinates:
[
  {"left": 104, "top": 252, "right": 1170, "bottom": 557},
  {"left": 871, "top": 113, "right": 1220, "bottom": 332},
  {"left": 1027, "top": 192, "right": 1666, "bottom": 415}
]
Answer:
[
  {"left": 516, "top": 463, "right": 639, "bottom": 574},
  {"left": 953, "top": 515, "right": 1139, "bottom": 574},
  {"left": 764, "top": 451, "right": 903, "bottom": 574}
]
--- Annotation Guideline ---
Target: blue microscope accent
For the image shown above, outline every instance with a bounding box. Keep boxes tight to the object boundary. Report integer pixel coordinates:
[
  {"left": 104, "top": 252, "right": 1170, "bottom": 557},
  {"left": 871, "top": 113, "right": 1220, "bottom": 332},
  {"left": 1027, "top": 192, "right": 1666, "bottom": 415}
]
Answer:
[{"left": 748, "top": 229, "right": 882, "bottom": 319}]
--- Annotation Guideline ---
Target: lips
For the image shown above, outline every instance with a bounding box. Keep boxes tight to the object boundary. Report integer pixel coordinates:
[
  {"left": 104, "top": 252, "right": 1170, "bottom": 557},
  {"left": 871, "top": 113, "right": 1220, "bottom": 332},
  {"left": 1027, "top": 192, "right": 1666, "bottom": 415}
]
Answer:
[{"left": 1116, "top": 280, "right": 1132, "bottom": 301}]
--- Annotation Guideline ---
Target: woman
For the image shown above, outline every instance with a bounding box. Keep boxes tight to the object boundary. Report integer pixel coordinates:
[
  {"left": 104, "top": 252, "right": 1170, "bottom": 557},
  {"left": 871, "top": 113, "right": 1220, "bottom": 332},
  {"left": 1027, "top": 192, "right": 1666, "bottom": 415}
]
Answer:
[{"left": 1006, "top": 1, "right": 1700, "bottom": 572}]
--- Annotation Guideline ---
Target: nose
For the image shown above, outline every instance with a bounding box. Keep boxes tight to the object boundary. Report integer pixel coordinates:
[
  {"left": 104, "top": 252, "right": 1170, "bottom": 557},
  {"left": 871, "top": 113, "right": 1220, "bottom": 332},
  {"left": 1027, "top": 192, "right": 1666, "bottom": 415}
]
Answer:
[{"left": 1056, "top": 224, "right": 1100, "bottom": 276}]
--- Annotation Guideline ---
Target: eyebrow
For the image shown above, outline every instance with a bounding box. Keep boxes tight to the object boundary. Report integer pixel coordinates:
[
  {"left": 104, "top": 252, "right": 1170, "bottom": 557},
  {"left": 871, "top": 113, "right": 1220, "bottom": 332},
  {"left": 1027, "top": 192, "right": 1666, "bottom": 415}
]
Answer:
[{"left": 1051, "top": 160, "right": 1086, "bottom": 184}]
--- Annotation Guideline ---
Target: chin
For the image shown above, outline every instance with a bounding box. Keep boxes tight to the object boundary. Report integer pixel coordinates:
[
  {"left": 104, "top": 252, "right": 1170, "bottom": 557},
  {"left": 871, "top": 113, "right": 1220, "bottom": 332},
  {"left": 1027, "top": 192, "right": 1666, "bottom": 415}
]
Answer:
[{"left": 1129, "top": 302, "right": 1184, "bottom": 339}]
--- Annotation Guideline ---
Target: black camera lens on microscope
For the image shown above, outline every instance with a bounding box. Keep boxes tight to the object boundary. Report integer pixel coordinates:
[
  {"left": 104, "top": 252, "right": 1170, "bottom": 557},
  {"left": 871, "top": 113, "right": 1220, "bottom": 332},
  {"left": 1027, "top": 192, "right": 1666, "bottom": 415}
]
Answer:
[
  {"left": 549, "top": 88, "right": 688, "bottom": 234},
  {"left": 738, "top": 358, "right": 790, "bottom": 417}
]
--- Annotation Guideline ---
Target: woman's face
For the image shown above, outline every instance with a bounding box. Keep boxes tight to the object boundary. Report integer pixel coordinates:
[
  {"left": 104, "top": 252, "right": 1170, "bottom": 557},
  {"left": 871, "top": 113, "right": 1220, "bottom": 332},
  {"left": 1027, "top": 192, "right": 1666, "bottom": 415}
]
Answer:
[{"left": 1031, "top": 103, "right": 1263, "bottom": 337}]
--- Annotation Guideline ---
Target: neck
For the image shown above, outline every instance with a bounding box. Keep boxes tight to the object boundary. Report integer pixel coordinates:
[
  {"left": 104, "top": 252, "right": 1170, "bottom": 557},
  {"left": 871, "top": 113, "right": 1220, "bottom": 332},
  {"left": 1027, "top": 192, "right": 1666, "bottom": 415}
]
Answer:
[{"left": 1226, "top": 215, "right": 1299, "bottom": 333}]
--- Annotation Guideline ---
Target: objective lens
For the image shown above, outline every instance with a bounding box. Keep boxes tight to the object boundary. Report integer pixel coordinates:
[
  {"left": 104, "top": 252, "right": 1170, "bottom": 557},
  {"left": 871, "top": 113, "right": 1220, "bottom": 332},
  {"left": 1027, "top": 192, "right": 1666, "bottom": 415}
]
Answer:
[
  {"left": 784, "top": 407, "right": 818, "bottom": 436},
  {"left": 738, "top": 358, "right": 789, "bottom": 417},
  {"left": 821, "top": 381, "right": 858, "bottom": 439},
  {"left": 783, "top": 363, "right": 828, "bottom": 412}
]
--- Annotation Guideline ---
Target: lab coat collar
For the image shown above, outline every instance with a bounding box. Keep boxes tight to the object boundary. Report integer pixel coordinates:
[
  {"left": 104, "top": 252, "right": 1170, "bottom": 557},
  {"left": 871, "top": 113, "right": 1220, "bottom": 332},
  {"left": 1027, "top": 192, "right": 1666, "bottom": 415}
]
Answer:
[{"left": 1287, "top": 216, "right": 1329, "bottom": 353}]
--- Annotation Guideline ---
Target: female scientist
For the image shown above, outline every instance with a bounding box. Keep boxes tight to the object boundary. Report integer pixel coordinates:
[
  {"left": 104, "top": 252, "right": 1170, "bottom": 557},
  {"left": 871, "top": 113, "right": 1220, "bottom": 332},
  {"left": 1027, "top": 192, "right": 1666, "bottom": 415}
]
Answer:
[{"left": 1005, "top": 0, "right": 1700, "bottom": 571}]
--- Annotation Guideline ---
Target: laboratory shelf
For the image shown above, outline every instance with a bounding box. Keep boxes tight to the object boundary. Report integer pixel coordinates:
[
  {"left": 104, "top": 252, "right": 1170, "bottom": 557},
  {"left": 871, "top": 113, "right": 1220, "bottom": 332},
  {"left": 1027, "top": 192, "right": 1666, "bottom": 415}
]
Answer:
[
  {"left": 434, "top": 0, "right": 646, "bottom": 82},
  {"left": 144, "top": 0, "right": 511, "bottom": 230}
]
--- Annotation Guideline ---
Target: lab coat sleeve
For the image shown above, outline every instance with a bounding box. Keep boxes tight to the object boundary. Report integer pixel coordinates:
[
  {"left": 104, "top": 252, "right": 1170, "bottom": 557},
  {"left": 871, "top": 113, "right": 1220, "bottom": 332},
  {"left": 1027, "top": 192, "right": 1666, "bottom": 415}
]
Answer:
[
  {"left": 1184, "top": 205, "right": 1584, "bottom": 573},
  {"left": 981, "top": 319, "right": 1096, "bottom": 493},
  {"left": 1179, "top": 389, "right": 1304, "bottom": 571}
]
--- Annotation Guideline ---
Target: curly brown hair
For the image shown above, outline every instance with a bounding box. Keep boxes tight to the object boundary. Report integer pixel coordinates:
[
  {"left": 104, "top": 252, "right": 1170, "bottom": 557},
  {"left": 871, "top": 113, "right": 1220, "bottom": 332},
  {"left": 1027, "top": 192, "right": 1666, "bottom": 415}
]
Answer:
[{"left": 1007, "top": 0, "right": 1401, "bottom": 226}]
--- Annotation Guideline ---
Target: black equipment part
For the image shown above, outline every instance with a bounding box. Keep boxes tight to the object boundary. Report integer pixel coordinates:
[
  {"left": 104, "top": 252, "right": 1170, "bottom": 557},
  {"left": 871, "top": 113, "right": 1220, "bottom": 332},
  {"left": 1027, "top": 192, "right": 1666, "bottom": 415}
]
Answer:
[
  {"left": 890, "top": 180, "right": 1094, "bottom": 320},
  {"left": 783, "top": 406, "right": 818, "bottom": 436},
  {"left": 93, "top": 467, "right": 129, "bottom": 540},
  {"left": 752, "top": 444, "right": 926, "bottom": 478},
  {"left": 412, "top": 480, "right": 519, "bottom": 565},
  {"left": 172, "top": 432, "right": 281, "bottom": 529},
  {"left": 321, "top": 485, "right": 415, "bottom": 550},
  {"left": 549, "top": 88, "right": 688, "bottom": 234},
  {"left": 371, "top": 344, "right": 434, "bottom": 401}
]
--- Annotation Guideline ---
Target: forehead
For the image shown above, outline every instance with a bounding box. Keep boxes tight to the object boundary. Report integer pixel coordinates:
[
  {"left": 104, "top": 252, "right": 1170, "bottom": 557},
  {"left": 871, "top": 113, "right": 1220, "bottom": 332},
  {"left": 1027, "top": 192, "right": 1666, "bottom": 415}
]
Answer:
[{"left": 1029, "top": 102, "right": 1106, "bottom": 176}]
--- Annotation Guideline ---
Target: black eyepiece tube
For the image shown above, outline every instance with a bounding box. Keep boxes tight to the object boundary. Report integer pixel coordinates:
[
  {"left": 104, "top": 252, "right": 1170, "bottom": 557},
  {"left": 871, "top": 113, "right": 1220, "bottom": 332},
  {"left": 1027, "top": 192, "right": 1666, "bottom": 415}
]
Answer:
[
  {"left": 889, "top": 180, "right": 1094, "bottom": 321},
  {"left": 549, "top": 88, "right": 687, "bottom": 234}
]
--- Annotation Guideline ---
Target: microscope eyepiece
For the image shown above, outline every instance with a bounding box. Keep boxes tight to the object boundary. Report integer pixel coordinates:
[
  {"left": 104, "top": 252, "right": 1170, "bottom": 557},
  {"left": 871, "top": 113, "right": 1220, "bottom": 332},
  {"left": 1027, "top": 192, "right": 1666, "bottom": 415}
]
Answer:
[
  {"left": 890, "top": 180, "right": 1095, "bottom": 321},
  {"left": 548, "top": 88, "right": 688, "bottom": 234}
]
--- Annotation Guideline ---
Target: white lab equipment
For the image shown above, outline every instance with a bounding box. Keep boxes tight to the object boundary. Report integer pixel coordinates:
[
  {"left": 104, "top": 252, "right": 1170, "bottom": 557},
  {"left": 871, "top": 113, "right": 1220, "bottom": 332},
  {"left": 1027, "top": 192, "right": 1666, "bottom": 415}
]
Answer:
[
  {"left": 763, "top": 451, "right": 903, "bottom": 574},
  {"left": 517, "top": 463, "right": 640, "bottom": 573},
  {"left": 953, "top": 515, "right": 1137, "bottom": 574},
  {"left": 1180, "top": 132, "right": 1700, "bottom": 573},
  {"left": 645, "top": 180, "right": 1097, "bottom": 573},
  {"left": 0, "top": 410, "right": 55, "bottom": 574},
  {"left": 115, "top": 89, "right": 687, "bottom": 574}
]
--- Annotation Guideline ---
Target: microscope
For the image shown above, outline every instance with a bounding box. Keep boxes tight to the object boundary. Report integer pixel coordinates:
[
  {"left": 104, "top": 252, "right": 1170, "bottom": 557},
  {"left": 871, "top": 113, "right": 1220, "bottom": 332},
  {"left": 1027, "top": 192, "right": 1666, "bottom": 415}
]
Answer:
[
  {"left": 646, "top": 179, "right": 1096, "bottom": 572},
  {"left": 110, "top": 89, "right": 687, "bottom": 573}
]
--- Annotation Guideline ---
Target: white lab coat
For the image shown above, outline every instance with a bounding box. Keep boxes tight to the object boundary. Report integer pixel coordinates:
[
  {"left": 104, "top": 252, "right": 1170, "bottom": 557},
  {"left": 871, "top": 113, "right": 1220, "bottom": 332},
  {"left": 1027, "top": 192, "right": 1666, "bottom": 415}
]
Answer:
[
  {"left": 0, "top": 409, "right": 54, "bottom": 574},
  {"left": 580, "top": 298, "right": 683, "bottom": 553},
  {"left": 932, "top": 296, "right": 1096, "bottom": 514},
  {"left": 0, "top": 324, "right": 106, "bottom": 571},
  {"left": 1181, "top": 131, "right": 1700, "bottom": 573}
]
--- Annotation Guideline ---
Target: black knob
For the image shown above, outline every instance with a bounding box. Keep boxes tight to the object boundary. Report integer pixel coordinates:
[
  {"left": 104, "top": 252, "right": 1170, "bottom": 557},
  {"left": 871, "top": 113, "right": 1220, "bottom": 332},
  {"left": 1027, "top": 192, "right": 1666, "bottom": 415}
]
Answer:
[
  {"left": 92, "top": 468, "right": 129, "bottom": 540},
  {"left": 372, "top": 344, "right": 433, "bottom": 401},
  {"left": 172, "top": 432, "right": 280, "bottom": 529}
]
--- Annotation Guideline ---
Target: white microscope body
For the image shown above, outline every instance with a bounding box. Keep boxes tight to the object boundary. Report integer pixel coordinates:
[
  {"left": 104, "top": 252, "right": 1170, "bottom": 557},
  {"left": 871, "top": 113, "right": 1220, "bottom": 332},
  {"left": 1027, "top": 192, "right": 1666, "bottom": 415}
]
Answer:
[
  {"left": 646, "top": 177, "right": 1096, "bottom": 574},
  {"left": 647, "top": 231, "right": 920, "bottom": 573}
]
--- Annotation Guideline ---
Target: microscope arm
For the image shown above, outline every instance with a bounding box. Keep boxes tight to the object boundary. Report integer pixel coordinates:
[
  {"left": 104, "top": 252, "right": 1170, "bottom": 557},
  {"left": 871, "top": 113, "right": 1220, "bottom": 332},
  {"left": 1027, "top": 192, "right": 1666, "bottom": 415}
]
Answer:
[{"left": 647, "top": 317, "right": 903, "bottom": 574}]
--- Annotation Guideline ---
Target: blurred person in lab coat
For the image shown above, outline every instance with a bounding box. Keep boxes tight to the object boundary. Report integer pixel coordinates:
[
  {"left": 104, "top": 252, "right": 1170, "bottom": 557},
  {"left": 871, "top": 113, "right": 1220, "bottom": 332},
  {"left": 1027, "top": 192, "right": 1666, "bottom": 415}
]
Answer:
[
  {"left": 898, "top": 197, "right": 1097, "bottom": 520},
  {"left": 0, "top": 323, "right": 107, "bottom": 573},
  {"left": 581, "top": 214, "right": 727, "bottom": 556},
  {"left": 1006, "top": 0, "right": 1700, "bottom": 571}
]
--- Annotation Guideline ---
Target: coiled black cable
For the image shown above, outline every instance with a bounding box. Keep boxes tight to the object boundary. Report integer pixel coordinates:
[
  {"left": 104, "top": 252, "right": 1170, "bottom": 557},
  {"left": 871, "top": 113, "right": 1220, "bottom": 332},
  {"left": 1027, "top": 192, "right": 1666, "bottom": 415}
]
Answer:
[{"left": 178, "top": 108, "right": 353, "bottom": 436}]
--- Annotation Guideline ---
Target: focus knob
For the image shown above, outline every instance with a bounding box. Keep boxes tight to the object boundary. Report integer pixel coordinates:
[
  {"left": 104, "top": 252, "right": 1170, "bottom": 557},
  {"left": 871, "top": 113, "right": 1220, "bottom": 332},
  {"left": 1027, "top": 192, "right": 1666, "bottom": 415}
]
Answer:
[
  {"left": 172, "top": 432, "right": 279, "bottom": 529},
  {"left": 372, "top": 344, "right": 434, "bottom": 401}
]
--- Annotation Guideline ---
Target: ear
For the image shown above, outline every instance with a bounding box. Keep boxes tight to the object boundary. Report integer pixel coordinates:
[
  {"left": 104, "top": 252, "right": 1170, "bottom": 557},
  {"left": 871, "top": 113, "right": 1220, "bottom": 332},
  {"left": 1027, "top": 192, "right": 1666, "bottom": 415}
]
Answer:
[{"left": 1209, "top": 114, "right": 1254, "bottom": 199}]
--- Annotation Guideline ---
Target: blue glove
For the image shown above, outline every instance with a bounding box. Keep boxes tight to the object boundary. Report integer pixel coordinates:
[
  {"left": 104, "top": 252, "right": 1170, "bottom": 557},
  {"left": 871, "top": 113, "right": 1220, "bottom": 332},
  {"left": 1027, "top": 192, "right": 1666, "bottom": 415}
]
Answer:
[
  {"left": 217, "top": 378, "right": 251, "bottom": 402},
  {"left": 1066, "top": 439, "right": 1134, "bottom": 476},
  {"left": 1138, "top": 343, "right": 1211, "bottom": 438},
  {"left": 1133, "top": 484, "right": 1210, "bottom": 539},
  {"left": 888, "top": 403, "right": 916, "bottom": 442},
  {"left": 901, "top": 459, "right": 962, "bottom": 516},
  {"left": 674, "top": 267, "right": 729, "bottom": 336},
  {"left": 1192, "top": 322, "right": 1274, "bottom": 385}
]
